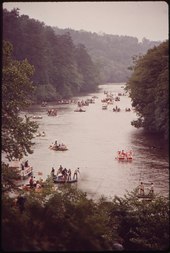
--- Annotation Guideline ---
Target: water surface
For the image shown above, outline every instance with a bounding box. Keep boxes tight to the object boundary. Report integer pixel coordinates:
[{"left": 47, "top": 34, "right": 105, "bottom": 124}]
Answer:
[{"left": 17, "top": 83, "right": 170, "bottom": 199}]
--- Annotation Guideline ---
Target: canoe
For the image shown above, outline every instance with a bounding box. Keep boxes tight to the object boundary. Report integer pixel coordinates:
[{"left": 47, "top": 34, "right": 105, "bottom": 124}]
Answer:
[
  {"left": 136, "top": 194, "right": 154, "bottom": 201},
  {"left": 53, "top": 178, "right": 78, "bottom": 184}
]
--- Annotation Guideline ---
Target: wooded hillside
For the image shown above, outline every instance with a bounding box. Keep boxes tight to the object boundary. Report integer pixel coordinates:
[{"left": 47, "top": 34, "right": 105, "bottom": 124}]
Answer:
[
  {"left": 3, "top": 8, "right": 100, "bottom": 102},
  {"left": 53, "top": 27, "right": 161, "bottom": 83},
  {"left": 3, "top": 8, "right": 162, "bottom": 103},
  {"left": 126, "top": 41, "right": 169, "bottom": 140}
]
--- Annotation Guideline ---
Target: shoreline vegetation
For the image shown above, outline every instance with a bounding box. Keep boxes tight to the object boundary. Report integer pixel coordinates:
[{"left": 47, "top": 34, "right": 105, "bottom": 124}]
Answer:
[{"left": 2, "top": 179, "right": 169, "bottom": 251}]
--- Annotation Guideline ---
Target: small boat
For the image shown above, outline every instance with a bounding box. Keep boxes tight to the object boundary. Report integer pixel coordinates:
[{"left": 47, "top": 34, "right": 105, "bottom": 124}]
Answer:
[
  {"left": 125, "top": 108, "right": 131, "bottom": 112},
  {"left": 136, "top": 194, "right": 154, "bottom": 201},
  {"left": 53, "top": 177, "right": 78, "bottom": 184},
  {"left": 47, "top": 109, "right": 57, "bottom": 116},
  {"left": 102, "top": 104, "right": 107, "bottom": 110},
  {"left": 9, "top": 159, "right": 33, "bottom": 179},
  {"left": 107, "top": 100, "right": 113, "bottom": 105},
  {"left": 74, "top": 108, "right": 86, "bottom": 112},
  {"left": 136, "top": 182, "right": 155, "bottom": 201},
  {"left": 115, "top": 151, "right": 133, "bottom": 161},
  {"left": 41, "top": 101, "right": 47, "bottom": 107},
  {"left": 137, "top": 194, "right": 154, "bottom": 199},
  {"left": 113, "top": 107, "right": 121, "bottom": 112},
  {"left": 116, "top": 157, "right": 133, "bottom": 161},
  {"left": 36, "top": 131, "right": 46, "bottom": 137},
  {"left": 32, "top": 115, "right": 43, "bottom": 119},
  {"left": 20, "top": 166, "right": 33, "bottom": 179},
  {"left": 115, "top": 97, "right": 120, "bottom": 101},
  {"left": 49, "top": 144, "right": 68, "bottom": 151},
  {"left": 19, "top": 182, "right": 43, "bottom": 192}
]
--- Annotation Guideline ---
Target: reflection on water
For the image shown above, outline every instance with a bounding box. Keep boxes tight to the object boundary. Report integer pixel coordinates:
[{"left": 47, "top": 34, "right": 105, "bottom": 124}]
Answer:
[{"left": 4, "top": 83, "right": 169, "bottom": 199}]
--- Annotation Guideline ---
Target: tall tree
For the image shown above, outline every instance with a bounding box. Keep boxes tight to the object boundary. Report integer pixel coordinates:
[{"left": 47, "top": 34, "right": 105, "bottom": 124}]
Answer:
[
  {"left": 75, "top": 44, "right": 100, "bottom": 92},
  {"left": 2, "top": 40, "right": 38, "bottom": 161},
  {"left": 51, "top": 33, "right": 83, "bottom": 98},
  {"left": 126, "top": 41, "right": 169, "bottom": 140}
]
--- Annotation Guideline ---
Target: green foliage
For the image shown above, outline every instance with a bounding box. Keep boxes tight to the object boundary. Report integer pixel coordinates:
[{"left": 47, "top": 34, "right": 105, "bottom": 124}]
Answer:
[
  {"left": 4, "top": 9, "right": 159, "bottom": 100},
  {"left": 1, "top": 163, "right": 21, "bottom": 193},
  {"left": 1, "top": 186, "right": 169, "bottom": 251},
  {"left": 2, "top": 40, "right": 38, "bottom": 160},
  {"left": 126, "top": 41, "right": 169, "bottom": 140},
  {"left": 75, "top": 44, "right": 100, "bottom": 92},
  {"left": 1, "top": 186, "right": 112, "bottom": 251},
  {"left": 109, "top": 192, "right": 169, "bottom": 250},
  {"left": 36, "top": 83, "right": 60, "bottom": 103},
  {"left": 3, "top": 9, "right": 100, "bottom": 101},
  {"left": 54, "top": 28, "right": 161, "bottom": 83}
]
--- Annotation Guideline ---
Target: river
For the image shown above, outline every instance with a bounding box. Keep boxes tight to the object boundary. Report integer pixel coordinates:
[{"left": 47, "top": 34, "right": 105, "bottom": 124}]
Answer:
[{"left": 17, "top": 83, "right": 169, "bottom": 199}]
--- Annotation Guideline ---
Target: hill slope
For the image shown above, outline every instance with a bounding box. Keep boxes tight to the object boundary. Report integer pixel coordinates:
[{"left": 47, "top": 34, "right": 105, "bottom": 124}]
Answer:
[{"left": 53, "top": 27, "right": 161, "bottom": 82}]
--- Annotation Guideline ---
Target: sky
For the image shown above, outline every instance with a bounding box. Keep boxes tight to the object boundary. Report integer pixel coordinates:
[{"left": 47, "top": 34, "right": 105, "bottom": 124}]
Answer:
[{"left": 3, "top": 1, "right": 169, "bottom": 42}]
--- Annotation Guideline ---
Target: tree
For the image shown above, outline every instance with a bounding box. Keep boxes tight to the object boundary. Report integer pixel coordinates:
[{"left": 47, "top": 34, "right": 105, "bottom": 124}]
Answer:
[
  {"left": 75, "top": 43, "right": 100, "bottom": 92},
  {"left": 51, "top": 33, "right": 83, "bottom": 98},
  {"left": 1, "top": 185, "right": 169, "bottom": 251},
  {"left": 126, "top": 41, "right": 169, "bottom": 140},
  {"left": 2, "top": 40, "right": 38, "bottom": 161},
  {"left": 3, "top": 9, "right": 94, "bottom": 101},
  {"left": 108, "top": 192, "right": 169, "bottom": 251}
]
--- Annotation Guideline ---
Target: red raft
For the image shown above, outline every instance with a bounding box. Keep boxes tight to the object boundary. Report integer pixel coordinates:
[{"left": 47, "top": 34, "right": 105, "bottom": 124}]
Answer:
[{"left": 115, "top": 150, "right": 133, "bottom": 161}]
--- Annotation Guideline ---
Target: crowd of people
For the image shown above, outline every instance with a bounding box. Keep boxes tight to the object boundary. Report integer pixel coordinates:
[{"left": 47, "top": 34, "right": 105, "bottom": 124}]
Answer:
[
  {"left": 28, "top": 176, "right": 44, "bottom": 191},
  {"left": 51, "top": 165, "right": 80, "bottom": 182}
]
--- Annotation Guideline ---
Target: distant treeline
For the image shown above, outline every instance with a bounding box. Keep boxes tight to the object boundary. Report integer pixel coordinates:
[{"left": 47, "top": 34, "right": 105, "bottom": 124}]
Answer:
[{"left": 53, "top": 27, "right": 161, "bottom": 83}]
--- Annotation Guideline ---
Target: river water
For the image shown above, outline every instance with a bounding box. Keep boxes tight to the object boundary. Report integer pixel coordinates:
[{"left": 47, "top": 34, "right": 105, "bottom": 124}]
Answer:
[{"left": 17, "top": 83, "right": 169, "bottom": 199}]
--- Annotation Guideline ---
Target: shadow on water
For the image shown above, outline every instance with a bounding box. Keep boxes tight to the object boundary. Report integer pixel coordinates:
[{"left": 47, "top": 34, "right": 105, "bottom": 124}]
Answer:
[
  {"left": 129, "top": 129, "right": 169, "bottom": 197},
  {"left": 130, "top": 129, "right": 169, "bottom": 163}
]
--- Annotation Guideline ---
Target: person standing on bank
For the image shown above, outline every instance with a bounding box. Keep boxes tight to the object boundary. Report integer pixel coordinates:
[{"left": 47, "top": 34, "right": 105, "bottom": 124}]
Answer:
[
  {"left": 67, "top": 169, "right": 71, "bottom": 181},
  {"left": 149, "top": 182, "right": 154, "bottom": 195},
  {"left": 29, "top": 176, "right": 34, "bottom": 188},
  {"left": 139, "top": 182, "right": 145, "bottom": 195},
  {"left": 73, "top": 168, "right": 80, "bottom": 180},
  {"left": 51, "top": 167, "right": 55, "bottom": 178}
]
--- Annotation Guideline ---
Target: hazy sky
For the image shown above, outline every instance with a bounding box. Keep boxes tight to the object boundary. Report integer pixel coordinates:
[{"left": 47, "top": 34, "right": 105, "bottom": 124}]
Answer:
[{"left": 3, "top": 1, "right": 169, "bottom": 42}]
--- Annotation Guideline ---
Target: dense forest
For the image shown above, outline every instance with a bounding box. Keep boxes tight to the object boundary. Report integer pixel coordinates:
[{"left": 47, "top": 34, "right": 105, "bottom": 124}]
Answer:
[
  {"left": 126, "top": 41, "right": 169, "bottom": 140},
  {"left": 53, "top": 27, "right": 161, "bottom": 83},
  {"left": 3, "top": 8, "right": 161, "bottom": 103},
  {"left": 3, "top": 8, "right": 100, "bottom": 102}
]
